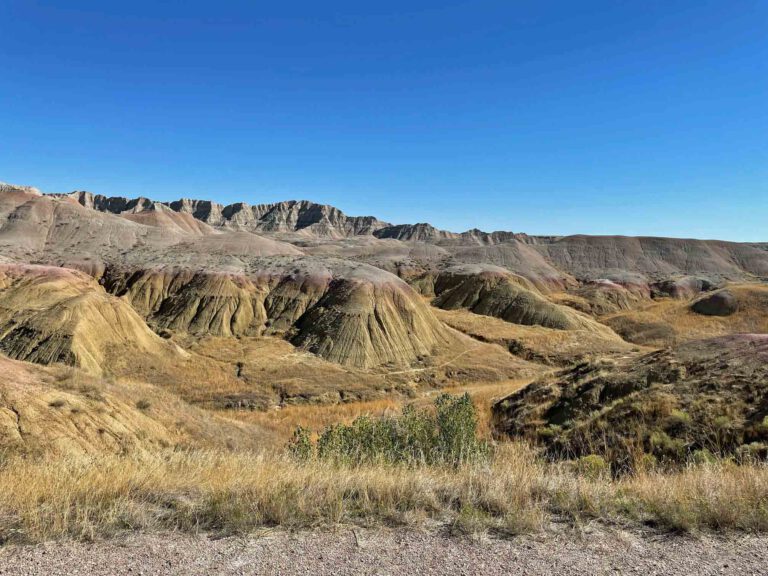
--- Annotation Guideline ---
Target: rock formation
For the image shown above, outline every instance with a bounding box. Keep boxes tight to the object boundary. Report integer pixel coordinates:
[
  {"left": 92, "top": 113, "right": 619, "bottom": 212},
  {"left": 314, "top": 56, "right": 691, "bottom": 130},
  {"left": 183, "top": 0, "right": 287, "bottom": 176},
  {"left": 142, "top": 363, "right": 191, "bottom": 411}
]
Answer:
[
  {"left": 100, "top": 259, "right": 455, "bottom": 368},
  {"left": 691, "top": 289, "right": 739, "bottom": 316}
]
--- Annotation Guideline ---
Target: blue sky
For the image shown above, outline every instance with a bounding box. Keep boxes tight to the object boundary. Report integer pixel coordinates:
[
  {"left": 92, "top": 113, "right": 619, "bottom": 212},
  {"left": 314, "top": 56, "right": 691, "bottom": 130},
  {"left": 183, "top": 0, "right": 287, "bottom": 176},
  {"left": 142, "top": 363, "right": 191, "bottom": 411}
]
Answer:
[{"left": 1, "top": 1, "right": 766, "bottom": 240}]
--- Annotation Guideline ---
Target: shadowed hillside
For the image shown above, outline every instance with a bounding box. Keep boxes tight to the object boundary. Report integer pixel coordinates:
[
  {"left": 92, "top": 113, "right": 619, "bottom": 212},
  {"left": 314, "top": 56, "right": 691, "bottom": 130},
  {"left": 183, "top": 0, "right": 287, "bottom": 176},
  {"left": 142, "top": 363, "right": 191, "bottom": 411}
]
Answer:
[{"left": 492, "top": 334, "right": 768, "bottom": 468}]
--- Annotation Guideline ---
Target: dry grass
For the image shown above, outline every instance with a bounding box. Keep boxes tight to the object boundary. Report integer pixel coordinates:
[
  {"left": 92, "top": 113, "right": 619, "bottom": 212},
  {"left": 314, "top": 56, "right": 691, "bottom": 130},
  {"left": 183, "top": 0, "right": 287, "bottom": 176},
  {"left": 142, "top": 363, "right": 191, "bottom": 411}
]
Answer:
[
  {"left": 434, "top": 307, "right": 637, "bottom": 367},
  {"left": 602, "top": 283, "right": 768, "bottom": 346},
  {"left": 220, "top": 379, "right": 532, "bottom": 442},
  {"left": 218, "top": 398, "right": 403, "bottom": 441},
  {"left": 0, "top": 444, "right": 765, "bottom": 543}
]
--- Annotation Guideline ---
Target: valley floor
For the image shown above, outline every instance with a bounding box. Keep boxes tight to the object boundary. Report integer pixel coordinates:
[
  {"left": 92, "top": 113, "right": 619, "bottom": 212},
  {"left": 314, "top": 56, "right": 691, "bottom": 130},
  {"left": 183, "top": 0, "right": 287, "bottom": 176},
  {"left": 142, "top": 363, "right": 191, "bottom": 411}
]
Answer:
[{"left": 2, "top": 528, "right": 766, "bottom": 576}]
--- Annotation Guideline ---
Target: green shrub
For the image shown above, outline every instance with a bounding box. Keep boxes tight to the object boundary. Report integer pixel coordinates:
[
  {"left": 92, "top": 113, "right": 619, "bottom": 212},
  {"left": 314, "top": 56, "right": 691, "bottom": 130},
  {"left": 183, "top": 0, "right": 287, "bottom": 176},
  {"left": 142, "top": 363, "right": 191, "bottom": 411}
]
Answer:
[
  {"left": 288, "top": 393, "right": 489, "bottom": 467},
  {"left": 576, "top": 454, "right": 609, "bottom": 479},
  {"left": 649, "top": 430, "right": 685, "bottom": 460},
  {"left": 735, "top": 442, "right": 768, "bottom": 463},
  {"left": 536, "top": 426, "right": 556, "bottom": 440},
  {"left": 287, "top": 426, "right": 313, "bottom": 461},
  {"left": 691, "top": 448, "right": 717, "bottom": 465},
  {"left": 713, "top": 415, "right": 733, "bottom": 429}
]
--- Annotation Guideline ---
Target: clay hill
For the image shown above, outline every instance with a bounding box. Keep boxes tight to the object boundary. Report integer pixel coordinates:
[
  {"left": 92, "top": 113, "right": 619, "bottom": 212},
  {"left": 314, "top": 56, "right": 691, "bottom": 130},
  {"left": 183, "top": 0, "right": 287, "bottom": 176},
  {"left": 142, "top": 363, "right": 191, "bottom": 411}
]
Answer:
[{"left": 0, "top": 179, "right": 766, "bottom": 455}]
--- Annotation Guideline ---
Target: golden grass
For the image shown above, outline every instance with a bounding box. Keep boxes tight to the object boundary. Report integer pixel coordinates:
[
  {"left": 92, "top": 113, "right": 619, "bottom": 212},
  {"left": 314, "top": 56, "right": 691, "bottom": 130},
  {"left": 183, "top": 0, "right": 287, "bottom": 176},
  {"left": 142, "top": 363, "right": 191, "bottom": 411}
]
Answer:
[
  {"left": 217, "top": 397, "right": 403, "bottom": 441},
  {"left": 0, "top": 444, "right": 765, "bottom": 543},
  {"left": 602, "top": 283, "right": 768, "bottom": 346},
  {"left": 219, "top": 379, "right": 533, "bottom": 442}
]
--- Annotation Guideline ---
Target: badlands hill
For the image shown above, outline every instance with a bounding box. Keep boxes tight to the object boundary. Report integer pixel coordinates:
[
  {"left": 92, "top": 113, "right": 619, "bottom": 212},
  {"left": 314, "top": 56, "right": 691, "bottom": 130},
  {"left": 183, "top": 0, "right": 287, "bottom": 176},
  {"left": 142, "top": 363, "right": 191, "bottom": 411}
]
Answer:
[
  {"left": 0, "top": 185, "right": 454, "bottom": 369},
  {"left": 0, "top": 182, "right": 551, "bottom": 412},
  {"left": 0, "top": 179, "right": 766, "bottom": 457},
  {"left": 0, "top": 181, "right": 764, "bottom": 373},
  {"left": 0, "top": 353, "right": 271, "bottom": 456}
]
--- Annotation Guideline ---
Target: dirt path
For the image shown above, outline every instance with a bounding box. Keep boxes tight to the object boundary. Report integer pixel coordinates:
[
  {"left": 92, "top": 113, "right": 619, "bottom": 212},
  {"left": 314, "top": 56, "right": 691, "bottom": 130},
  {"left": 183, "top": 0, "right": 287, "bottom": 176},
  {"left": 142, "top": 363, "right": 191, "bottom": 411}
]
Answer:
[
  {"left": 385, "top": 346, "right": 478, "bottom": 375},
  {"left": 1, "top": 528, "right": 766, "bottom": 575}
]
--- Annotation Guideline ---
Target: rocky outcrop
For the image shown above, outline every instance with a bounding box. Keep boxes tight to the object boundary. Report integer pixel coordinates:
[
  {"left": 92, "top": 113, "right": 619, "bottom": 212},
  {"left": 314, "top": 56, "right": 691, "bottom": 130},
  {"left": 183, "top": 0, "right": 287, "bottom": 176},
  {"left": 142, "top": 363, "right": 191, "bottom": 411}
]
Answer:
[
  {"left": 0, "top": 190, "right": 302, "bottom": 269},
  {"left": 247, "top": 200, "right": 387, "bottom": 237},
  {"left": 373, "top": 225, "right": 538, "bottom": 246},
  {"left": 0, "top": 182, "right": 42, "bottom": 196},
  {"left": 691, "top": 289, "right": 739, "bottom": 316},
  {"left": 168, "top": 198, "right": 226, "bottom": 225},
  {"left": 73, "top": 193, "right": 389, "bottom": 238},
  {"left": 651, "top": 276, "right": 717, "bottom": 299},
  {"left": 47, "top": 186, "right": 768, "bottom": 283},
  {"left": 374, "top": 223, "right": 459, "bottom": 242}
]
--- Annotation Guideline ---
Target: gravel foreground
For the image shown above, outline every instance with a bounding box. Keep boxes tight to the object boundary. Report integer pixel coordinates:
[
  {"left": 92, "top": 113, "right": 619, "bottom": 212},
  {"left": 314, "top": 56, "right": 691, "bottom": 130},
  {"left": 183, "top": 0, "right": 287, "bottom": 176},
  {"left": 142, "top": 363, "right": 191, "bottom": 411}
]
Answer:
[{"left": 1, "top": 528, "right": 766, "bottom": 576}]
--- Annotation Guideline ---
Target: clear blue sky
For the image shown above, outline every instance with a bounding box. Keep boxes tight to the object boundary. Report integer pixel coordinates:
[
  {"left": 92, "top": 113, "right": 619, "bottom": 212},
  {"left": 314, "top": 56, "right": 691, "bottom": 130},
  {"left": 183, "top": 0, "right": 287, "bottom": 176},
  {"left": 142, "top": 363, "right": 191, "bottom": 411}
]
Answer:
[{"left": 1, "top": 1, "right": 766, "bottom": 240}]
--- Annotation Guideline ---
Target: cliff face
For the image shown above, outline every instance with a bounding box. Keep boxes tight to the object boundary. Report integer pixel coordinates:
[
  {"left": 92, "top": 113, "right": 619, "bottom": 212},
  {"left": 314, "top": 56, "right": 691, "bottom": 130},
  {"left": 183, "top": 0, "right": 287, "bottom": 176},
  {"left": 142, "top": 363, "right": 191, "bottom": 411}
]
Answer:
[
  {"left": 73, "top": 193, "right": 389, "bottom": 238},
  {"left": 59, "top": 187, "right": 768, "bottom": 285},
  {"left": 374, "top": 223, "right": 459, "bottom": 242}
]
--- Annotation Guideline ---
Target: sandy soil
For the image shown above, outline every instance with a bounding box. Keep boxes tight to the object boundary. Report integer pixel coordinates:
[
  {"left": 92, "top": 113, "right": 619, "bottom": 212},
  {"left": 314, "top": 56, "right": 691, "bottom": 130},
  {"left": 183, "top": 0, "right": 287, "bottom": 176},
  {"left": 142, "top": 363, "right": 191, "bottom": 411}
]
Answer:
[{"left": 1, "top": 528, "right": 766, "bottom": 576}]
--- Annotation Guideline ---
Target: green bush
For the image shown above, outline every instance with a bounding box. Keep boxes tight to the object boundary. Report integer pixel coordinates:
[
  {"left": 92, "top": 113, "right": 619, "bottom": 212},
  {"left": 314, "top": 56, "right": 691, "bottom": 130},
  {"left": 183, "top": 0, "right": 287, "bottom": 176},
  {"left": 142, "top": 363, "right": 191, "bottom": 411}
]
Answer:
[
  {"left": 287, "top": 426, "right": 313, "bottom": 461},
  {"left": 576, "top": 454, "right": 609, "bottom": 479},
  {"left": 287, "top": 393, "right": 489, "bottom": 467},
  {"left": 691, "top": 448, "right": 717, "bottom": 465}
]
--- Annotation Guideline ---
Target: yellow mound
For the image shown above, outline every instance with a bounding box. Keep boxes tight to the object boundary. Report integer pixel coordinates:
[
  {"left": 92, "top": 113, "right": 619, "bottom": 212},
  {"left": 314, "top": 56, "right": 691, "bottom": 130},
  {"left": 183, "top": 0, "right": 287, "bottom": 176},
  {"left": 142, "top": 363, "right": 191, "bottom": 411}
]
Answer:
[
  {"left": 106, "top": 261, "right": 457, "bottom": 369},
  {"left": 0, "top": 264, "right": 183, "bottom": 375}
]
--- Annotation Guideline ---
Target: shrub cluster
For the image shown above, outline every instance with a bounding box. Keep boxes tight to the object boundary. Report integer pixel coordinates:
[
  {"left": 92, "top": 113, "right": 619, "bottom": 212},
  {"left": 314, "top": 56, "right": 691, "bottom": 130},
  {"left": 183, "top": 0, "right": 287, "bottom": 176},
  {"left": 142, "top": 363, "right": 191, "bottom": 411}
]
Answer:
[{"left": 288, "top": 393, "right": 489, "bottom": 466}]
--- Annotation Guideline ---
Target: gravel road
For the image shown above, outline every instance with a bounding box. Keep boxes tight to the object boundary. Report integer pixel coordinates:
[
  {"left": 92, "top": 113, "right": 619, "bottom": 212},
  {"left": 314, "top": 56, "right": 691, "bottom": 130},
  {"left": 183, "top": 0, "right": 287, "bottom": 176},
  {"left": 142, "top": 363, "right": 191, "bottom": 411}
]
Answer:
[{"left": 1, "top": 528, "right": 766, "bottom": 575}]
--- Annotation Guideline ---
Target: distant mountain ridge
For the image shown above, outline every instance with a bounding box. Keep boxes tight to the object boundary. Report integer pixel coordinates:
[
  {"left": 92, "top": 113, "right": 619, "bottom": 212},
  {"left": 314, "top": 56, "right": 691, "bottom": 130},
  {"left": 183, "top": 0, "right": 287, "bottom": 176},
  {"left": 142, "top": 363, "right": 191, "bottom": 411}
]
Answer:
[
  {"left": 61, "top": 190, "right": 537, "bottom": 245},
  {"left": 0, "top": 182, "right": 761, "bottom": 287}
]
